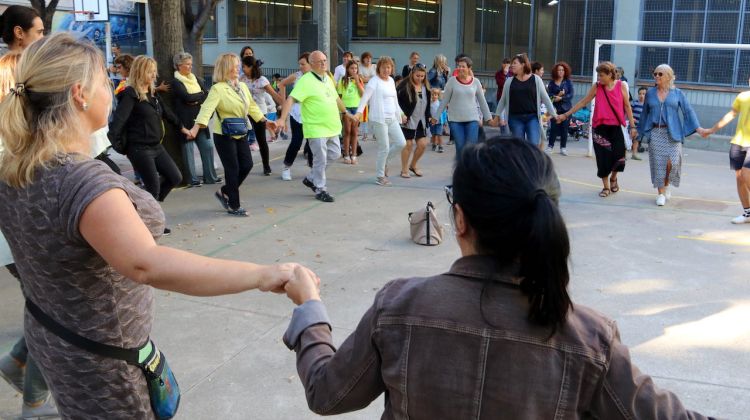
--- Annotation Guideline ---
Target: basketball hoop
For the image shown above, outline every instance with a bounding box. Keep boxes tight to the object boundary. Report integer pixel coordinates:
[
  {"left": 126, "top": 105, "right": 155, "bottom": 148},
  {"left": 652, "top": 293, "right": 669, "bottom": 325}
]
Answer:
[{"left": 73, "top": 10, "right": 95, "bottom": 22}]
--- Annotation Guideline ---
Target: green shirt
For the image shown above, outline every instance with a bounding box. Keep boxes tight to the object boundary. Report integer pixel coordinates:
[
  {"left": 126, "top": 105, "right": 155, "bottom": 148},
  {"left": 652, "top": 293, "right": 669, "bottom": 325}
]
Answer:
[
  {"left": 337, "top": 78, "right": 362, "bottom": 108},
  {"left": 291, "top": 72, "right": 342, "bottom": 139}
]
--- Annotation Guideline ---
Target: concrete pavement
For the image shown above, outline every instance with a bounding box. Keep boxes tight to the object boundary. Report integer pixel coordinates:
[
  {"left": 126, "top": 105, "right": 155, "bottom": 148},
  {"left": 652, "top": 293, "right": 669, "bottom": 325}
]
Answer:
[{"left": 1, "top": 132, "right": 748, "bottom": 419}]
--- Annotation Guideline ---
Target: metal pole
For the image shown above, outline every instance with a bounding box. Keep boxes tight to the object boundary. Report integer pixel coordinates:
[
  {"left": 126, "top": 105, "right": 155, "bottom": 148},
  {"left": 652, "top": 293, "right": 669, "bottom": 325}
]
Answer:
[
  {"left": 315, "top": 0, "right": 330, "bottom": 60},
  {"left": 588, "top": 40, "right": 600, "bottom": 158}
]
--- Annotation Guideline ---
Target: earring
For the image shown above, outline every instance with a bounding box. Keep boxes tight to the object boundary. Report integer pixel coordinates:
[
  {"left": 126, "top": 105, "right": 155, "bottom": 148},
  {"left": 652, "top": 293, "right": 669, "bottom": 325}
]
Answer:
[{"left": 82, "top": 102, "right": 89, "bottom": 111}]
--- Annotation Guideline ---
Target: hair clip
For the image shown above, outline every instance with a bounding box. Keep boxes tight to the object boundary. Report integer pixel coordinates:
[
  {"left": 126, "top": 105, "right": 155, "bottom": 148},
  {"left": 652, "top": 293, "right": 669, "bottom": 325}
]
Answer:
[{"left": 10, "top": 82, "right": 25, "bottom": 96}]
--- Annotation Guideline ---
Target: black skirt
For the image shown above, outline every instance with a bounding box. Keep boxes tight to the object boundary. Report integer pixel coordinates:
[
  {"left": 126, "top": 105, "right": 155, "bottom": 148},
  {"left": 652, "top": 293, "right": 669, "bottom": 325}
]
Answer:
[{"left": 592, "top": 124, "right": 626, "bottom": 178}]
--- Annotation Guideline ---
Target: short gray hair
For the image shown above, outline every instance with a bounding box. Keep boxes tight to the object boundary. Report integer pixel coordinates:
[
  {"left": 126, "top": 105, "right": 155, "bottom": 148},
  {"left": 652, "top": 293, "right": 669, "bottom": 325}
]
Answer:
[{"left": 173, "top": 51, "right": 193, "bottom": 69}]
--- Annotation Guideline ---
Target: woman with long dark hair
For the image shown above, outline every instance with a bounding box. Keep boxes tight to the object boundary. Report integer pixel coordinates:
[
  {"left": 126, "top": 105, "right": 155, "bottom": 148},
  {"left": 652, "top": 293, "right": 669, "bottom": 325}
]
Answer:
[
  {"left": 557, "top": 61, "right": 636, "bottom": 198},
  {"left": 397, "top": 63, "right": 431, "bottom": 177},
  {"left": 241, "top": 55, "right": 283, "bottom": 175},
  {"left": 546, "top": 61, "right": 574, "bottom": 155},
  {"left": 281, "top": 137, "right": 711, "bottom": 419}
]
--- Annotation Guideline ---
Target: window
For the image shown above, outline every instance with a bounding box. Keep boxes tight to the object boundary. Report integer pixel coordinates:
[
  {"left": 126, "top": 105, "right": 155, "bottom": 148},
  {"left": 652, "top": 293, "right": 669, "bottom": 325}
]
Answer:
[
  {"left": 228, "top": 0, "right": 313, "bottom": 39},
  {"left": 352, "top": 0, "right": 441, "bottom": 40},
  {"left": 639, "top": 0, "right": 748, "bottom": 87}
]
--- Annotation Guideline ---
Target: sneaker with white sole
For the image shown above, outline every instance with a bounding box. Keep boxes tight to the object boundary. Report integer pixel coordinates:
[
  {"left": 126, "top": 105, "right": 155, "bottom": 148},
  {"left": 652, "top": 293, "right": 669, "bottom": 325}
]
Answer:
[
  {"left": 560, "top": 148, "right": 568, "bottom": 156},
  {"left": 21, "top": 393, "right": 59, "bottom": 419},
  {"left": 731, "top": 214, "right": 750, "bottom": 224},
  {"left": 545, "top": 146, "right": 553, "bottom": 153},
  {"left": 281, "top": 167, "right": 292, "bottom": 181},
  {"left": 0, "top": 354, "right": 24, "bottom": 394},
  {"left": 375, "top": 176, "right": 392, "bottom": 187},
  {"left": 656, "top": 194, "right": 666, "bottom": 206}
]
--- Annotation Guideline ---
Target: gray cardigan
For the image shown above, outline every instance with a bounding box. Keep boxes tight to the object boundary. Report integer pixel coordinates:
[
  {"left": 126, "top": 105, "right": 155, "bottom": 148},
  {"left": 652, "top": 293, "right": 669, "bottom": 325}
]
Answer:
[
  {"left": 435, "top": 76, "right": 492, "bottom": 123},
  {"left": 495, "top": 74, "right": 557, "bottom": 137}
]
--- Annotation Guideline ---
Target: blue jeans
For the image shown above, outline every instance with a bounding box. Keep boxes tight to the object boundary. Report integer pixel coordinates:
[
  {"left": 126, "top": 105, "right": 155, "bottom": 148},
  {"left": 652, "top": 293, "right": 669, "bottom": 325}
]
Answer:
[
  {"left": 448, "top": 121, "right": 479, "bottom": 159},
  {"left": 181, "top": 129, "right": 219, "bottom": 184},
  {"left": 508, "top": 113, "right": 541, "bottom": 146}
]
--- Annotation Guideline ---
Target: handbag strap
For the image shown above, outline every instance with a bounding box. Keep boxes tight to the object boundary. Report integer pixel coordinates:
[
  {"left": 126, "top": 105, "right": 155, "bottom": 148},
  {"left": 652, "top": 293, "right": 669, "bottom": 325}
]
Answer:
[
  {"left": 26, "top": 298, "right": 143, "bottom": 364},
  {"left": 599, "top": 83, "right": 625, "bottom": 127}
]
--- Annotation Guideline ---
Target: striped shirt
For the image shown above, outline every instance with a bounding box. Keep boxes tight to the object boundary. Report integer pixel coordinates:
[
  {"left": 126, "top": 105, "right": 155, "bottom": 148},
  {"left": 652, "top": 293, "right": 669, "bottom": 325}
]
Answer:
[{"left": 631, "top": 100, "right": 643, "bottom": 125}]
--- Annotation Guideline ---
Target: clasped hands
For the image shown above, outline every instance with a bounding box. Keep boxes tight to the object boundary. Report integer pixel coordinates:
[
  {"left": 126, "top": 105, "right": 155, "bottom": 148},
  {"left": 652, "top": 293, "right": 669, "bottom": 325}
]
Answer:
[{"left": 262, "top": 262, "right": 322, "bottom": 305}]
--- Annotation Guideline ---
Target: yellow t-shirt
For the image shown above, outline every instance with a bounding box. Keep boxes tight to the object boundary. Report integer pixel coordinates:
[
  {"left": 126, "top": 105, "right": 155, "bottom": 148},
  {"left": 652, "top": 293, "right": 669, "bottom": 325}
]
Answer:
[
  {"left": 731, "top": 91, "right": 750, "bottom": 147},
  {"left": 291, "top": 72, "right": 342, "bottom": 139}
]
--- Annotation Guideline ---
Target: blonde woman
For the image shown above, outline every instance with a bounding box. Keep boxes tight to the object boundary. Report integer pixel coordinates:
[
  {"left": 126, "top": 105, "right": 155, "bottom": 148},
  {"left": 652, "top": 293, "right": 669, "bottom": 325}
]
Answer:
[
  {"left": 108, "top": 56, "right": 188, "bottom": 208},
  {"left": 189, "top": 53, "right": 275, "bottom": 216},
  {"left": 355, "top": 56, "right": 407, "bottom": 186},
  {"left": 637, "top": 64, "right": 705, "bottom": 206},
  {"left": 0, "top": 33, "right": 318, "bottom": 418},
  {"left": 427, "top": 54, "right": 450, "bottom": 90}
]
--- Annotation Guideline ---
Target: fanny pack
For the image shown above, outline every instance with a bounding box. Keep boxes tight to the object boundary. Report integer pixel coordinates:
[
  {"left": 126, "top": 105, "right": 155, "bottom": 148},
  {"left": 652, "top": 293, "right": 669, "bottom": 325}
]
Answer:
[
  {"left": 25, "top": 299, "right": 180, "bottom": 419},
  {"left": 220, "top": 116, "right": 250, "bottom": 136}
]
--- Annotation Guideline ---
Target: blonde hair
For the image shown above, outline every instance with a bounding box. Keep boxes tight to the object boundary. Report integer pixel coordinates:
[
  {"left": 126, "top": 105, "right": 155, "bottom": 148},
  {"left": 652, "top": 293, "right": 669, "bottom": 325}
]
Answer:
[
  {"left": 213, "top": 53, "right": 239, "bottom": 84},
  {"left": 127, "top": 55, "right": 157, "bottom": 101},
  {"left": 0, "top": 32, "right": 105, "bottom": 188},
  {"left": 376, "top": 56, "right": 395, "bottom": 76},
  {"left": 0, "top": 51, "right": 21, "bottom": 100},
  {"left": 654, "top": 63, "right": 676, "bottom": 89},
  {"left": 432, "top": 54, "right": 449, "bottom": 73},
  {"left": 430, "top": 87, "right": 442, "bottom": 99}
]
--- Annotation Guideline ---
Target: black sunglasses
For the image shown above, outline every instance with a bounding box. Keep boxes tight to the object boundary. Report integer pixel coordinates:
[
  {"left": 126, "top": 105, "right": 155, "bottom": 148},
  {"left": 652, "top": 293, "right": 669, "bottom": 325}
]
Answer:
[
  {"left": 444, "top": 185, "right": 454, "bottom": 205},
  {"left": 653, "top": 72, "right": 664, "bottom": 77}
]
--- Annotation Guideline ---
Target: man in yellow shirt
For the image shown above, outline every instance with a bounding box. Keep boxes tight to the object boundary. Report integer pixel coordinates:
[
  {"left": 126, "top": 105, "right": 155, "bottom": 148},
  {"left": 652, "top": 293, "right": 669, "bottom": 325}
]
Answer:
[
  {"left": 703, "top": 82, "right": 750, "bottom": 224},
  {"left": 277, "top": 51, "right": 356, "bottom": 203}
]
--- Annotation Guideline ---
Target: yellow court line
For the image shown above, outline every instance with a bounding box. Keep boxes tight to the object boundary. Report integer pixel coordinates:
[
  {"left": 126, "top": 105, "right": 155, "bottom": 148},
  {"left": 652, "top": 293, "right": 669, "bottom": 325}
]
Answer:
[
  {"left": 558, "top": 177, "right": 736, "bottom": 205},
  {"left": 677, "top": 235, "right": 750, "bottom": 247}
]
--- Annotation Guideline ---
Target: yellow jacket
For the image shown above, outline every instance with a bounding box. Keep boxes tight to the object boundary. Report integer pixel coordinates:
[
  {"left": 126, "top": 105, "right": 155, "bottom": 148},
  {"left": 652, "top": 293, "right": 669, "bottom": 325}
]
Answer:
[{"left": 195, "top": 81, "right": 265, "bottom": 137}]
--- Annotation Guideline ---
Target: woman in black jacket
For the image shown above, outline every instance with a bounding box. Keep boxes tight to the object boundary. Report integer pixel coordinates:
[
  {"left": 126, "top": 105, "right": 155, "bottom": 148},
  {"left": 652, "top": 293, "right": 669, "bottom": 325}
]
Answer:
[
  {"left": 109, "top": 55, "right": 190, "bottom": 203},
  {"left": 172, "top": 52, "right": 220, "bottom": 186},
  {"left": 397, "top": 64, "right": 431, "bottom": 178}
]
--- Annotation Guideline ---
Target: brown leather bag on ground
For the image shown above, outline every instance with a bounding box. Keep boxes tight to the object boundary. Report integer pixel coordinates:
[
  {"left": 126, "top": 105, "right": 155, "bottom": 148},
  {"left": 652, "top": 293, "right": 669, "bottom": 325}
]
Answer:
[{"left": 408, "top": 201, "right": 444, "bottom": 246}]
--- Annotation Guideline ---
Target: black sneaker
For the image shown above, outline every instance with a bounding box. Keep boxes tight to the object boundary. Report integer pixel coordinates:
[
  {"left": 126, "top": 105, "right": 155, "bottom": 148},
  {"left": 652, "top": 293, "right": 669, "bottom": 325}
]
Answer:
[
  {"left": 190, "top": 180, "right": 202, "bottom": 187},
  {"left": 163, "top": 228, "right": 171, "bottom": 236},
  {"left": 302, "top": 177, "right": 316, "bottom": 192},
  {"left": 263, "top": 168, "right": 272, "bottom": 176},
  {"left": 214, "top": 191, "right": 229, "bottom": 210},
  {"left": 437, "top": 145, "right": 444, "bottom": 153},
  {"left": 227, "top": 207, "right": 248, "bottom": 217},
  {"left": 432, "top": 144, "right": 436, "bottom": 151},
  {"left": 315, "top": 191, "right": 335, "bottom": 202}
]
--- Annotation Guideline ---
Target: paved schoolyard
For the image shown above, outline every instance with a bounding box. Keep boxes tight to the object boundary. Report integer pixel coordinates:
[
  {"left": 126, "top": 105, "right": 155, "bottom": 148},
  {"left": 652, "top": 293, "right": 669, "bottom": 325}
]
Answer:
[{"left": 0, "top": 131, "right": 748, "bottom": 419}]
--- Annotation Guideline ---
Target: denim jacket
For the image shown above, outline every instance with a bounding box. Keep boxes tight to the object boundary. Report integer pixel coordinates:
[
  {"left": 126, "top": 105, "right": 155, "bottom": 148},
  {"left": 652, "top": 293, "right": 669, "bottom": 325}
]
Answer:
[
  {"left": 637, "top": 87, "right": 700, "bottom": 142},
  {"left": 283, "top": 256, "right": 714, "bottom": 419}
]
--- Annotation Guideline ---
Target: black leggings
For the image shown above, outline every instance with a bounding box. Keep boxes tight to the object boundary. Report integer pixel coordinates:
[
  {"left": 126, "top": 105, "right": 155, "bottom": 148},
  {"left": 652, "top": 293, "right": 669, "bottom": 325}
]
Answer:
[
  {"left": 283, "top": 117, "right": 304, "bottom": 167},
  {"left": 213, "top": 133, "right": 253, "bottom": 210},
  {"left": 126, "top": 144, "right": 182, "bottom": 202},
  {"left": 250, "top": 118, "right": 270, "bottom": 172}
]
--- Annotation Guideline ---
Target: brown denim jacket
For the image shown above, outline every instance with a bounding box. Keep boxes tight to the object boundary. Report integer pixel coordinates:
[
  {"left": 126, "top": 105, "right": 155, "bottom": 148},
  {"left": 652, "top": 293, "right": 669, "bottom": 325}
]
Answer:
[{"left": 284, "top": 255, "right": 715, "bottom": 419}]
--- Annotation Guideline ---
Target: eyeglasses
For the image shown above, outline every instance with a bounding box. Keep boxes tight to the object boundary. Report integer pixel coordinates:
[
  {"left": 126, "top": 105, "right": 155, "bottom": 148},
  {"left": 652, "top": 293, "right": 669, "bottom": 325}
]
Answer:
[
  {"left": 653, "top": 72, "right": 664, "bottom": 77},
  {"left": 444, "top": 185, "right": 454, "bottom": 205}
]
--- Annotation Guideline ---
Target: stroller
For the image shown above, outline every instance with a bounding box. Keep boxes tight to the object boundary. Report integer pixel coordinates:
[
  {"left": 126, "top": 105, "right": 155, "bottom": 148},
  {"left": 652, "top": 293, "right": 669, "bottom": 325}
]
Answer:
[{"left": 567, "top": 108, "right": 591, "bottom": 141}]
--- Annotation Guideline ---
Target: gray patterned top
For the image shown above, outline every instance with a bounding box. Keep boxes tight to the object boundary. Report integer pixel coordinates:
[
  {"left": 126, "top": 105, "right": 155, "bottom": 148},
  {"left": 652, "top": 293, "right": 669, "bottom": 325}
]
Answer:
[{"left": 0, "top": 154, "right": 164, "bottom": 418}]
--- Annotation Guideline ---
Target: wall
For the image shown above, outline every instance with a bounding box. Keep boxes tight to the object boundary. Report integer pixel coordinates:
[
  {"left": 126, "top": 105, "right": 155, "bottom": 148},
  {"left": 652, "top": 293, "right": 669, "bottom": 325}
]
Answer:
[{"left": 610, "top": 0, "right": 641, "bottom": 83}]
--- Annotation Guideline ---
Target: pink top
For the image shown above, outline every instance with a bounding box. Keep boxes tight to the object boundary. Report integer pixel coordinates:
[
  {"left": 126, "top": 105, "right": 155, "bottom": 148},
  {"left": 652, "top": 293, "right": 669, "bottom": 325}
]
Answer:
[{"left": 593, "top": 80, "right": 624, "bottom": 128}]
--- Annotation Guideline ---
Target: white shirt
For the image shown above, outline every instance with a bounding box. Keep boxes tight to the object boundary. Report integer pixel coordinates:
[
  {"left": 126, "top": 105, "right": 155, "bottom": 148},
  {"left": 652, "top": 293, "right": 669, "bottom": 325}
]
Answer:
[
  {"left": 333, "top": 64, "right": 347, "bottom": 83},
  {"left": 356, "top": 76, "right": 403, "bottom": 124}
]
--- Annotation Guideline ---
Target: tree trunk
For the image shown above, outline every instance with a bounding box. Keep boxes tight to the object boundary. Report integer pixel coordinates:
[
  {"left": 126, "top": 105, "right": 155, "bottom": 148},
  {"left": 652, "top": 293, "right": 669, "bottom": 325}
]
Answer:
[
  {"left": 148, "top": 0, "right": 190, "bottom": 186},
  {"left": 29, "top": 0, "right": 60, "bottom": 35},
  {"left": 183, "top": 0, "right": 220, "bottom": 82}
]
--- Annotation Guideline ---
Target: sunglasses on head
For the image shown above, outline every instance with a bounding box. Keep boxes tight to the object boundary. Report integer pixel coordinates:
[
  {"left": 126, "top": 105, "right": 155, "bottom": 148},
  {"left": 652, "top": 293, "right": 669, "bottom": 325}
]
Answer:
[{"left": 414, "top": 63, "right": 427, "bottom": 70}]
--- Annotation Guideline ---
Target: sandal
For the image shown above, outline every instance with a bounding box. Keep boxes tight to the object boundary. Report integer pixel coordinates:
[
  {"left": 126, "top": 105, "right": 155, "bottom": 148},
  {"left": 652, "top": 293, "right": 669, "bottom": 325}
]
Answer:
[
  {"left": 598, "top": 188, "right": 611, "bottom": 198},
  {"left": 610, "top": 177, "right": 619, "bottom": 193},
  {"left": 409, "top": 167, "right": 423, "bottom": 177},
  {"left": 400, "top": 171, "right": 411, "bottom": 178}
]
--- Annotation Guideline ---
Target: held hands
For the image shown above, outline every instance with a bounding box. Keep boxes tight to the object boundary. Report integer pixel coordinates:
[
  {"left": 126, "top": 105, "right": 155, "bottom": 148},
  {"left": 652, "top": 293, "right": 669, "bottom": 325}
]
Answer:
[
  {"left": 188, "top": 125, "right": 200, "bottom": 140},
  {"left": 487, "top": 117, "right": 499, "bottom": 128},
  {"left": 265, "top": 119, "right": 278, "bottom": 132},
  {"left": 275, "top": 119, "right": 286, "bottom": 134},
  {"left": 555, "top": 113, "right": 568, "bottom": 124},
  {"left": 629, "top": 126, "right": 638, "bottom": 140},
  {"left": 261, "top": 263, "right": 320, "bottom": 302},
  {"left": 697, "top": 127, "right": 712, "bottom": 138},
  {"left": 401, "top": 114, "right": 408, "bottom": 125},
  {"left": 181, "top": 127, "right": 195, "bottom": 140},
  {"left": 354, "top": 112, "right": 364, "bottom": 122},
  {"left": 344, "top": 112, "right": 359, "bottom": 124}
]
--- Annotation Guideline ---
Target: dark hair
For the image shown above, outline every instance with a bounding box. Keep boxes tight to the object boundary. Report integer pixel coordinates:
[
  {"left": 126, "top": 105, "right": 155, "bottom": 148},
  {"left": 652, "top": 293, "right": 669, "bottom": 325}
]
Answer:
[
  {"left": 456, "top": 56, "right": 473, "bottom": 68},
  {"left": 531, "top": 61, "right": 543, "bottom": 74},
  {"left": 454, "top": 53, "right": 467, "bottom": 63},
  {"left": 298, "top": 52, "right": 310, "bottom": 63},
  {"left": 595, "top": 61, "right": 617, "bottom": 79},
  {"left": 502, "top": 57, "right": 511, "bottom": 65},
  {"left": 114, "top": 54, "right": 134, "bottom": 71},
  {"left": 0, "top": 5, "right": 40, "bottom": 46},
  {"left": 273, "top": 73, "right": 281, "bottom": 79},
  {"left": 638, "top": 86, "right": 648, "bottom": 93},
  {"left": 452, "top": 137, "right": 572, "bottom": 332},
  {"left": 112, "top": 42, "right": 120, "bottom": 49},
  {"left": 361, "top": 51, "right": 372, "bottom": 61},
  {"left": 342, "top": 50, "right": 353, "bottom": 59},
  {"left": 341, "top": 59, "right": 359, "bottom": 90},
  {"left": 242, "top": 55, "right": 262, "bottom": 80},
  {"left": 512, "top": 53, "right": 532, "bottom": 75},
  {"left": 552, "top": 61, "right": 572, "bottom": 80},
  {"left": 240, "top": 45, "right": 254, "bottom": 57}
]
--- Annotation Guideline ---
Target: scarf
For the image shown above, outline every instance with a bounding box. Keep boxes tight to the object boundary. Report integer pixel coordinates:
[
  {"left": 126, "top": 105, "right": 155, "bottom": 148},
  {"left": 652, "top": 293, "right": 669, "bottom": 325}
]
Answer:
[{"left": 173, "top": 71, "right": 201, "bottom": 94}]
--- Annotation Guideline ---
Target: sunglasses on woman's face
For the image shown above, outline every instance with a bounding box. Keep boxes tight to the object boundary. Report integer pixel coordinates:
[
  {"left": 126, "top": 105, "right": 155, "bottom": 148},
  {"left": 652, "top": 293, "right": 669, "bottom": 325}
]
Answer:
[
  {"left": 444, "top": 185, "right": 454, "bottom": 205},
  {"left": 653, "top": 72, "right": 664, "bottom": 77}
]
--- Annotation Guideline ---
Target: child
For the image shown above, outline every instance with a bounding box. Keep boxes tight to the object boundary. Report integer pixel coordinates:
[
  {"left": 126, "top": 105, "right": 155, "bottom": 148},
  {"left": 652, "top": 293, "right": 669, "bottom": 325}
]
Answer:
[
  {"left": 264, "top": 92, "right": 279, "bottom": 142},
  {"left": 631, "top": 87, "right": 647, "bottom": 160},
  {"left": 271, "top": 73, "right": 282, "bottom": 92},
  {"left": 429, "top": 88, "right": 445, "bottom": 153}
]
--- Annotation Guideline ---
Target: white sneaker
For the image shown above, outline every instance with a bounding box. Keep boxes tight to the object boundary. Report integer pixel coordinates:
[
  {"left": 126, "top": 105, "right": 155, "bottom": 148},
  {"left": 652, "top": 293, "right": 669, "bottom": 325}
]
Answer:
[
  {"left": 281, "top": 167, "right": 292, "bottom": 181},
  {"left": 21, "top": 393, "right": 58, "bottom": 419},
  {"left": 544, "top": 146, "right": 553, "bottom": 153},
  {"left": 560, "top": 148, "right": 568, "bottom": 156},
  {"left": 664, "top": 186, "right": 671, "bottom": 201},
  {"left": 731, "top": 214, "right": 750, "bottom": 224},
  {"left": 656, "top": 194, "right": 666, "bottom": 206}
]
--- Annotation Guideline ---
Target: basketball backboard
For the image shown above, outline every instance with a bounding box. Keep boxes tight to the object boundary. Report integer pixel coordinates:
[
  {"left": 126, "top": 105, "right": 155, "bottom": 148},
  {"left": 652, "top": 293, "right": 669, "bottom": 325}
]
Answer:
[{"left": 74, "top": 0, "right": 109, "bottom": 22}]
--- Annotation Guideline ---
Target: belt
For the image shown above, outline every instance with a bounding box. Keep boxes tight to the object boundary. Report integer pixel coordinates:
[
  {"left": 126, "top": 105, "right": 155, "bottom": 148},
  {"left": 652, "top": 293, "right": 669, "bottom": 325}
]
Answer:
[{"left": 653, "top": 124, "right": 668, "bottom": 128}]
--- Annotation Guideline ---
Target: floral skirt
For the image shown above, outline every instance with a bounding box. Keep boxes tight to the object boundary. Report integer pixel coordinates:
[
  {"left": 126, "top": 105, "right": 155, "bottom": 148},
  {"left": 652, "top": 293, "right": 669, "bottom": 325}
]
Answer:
[{"left": 592, "top": 124, "right": 626, "bottom": 179}]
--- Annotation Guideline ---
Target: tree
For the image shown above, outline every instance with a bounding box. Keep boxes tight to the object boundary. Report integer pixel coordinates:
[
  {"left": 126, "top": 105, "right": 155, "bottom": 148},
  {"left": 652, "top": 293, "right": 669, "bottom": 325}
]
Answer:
[
  {"left": 183, "top": 0, "right": 220, "bottom": 80},
  {"left": 148, "top": 0, "right": 191, "bottom": 185},
  {"left": 29, "top": 0, "right": 60, "bottom": 35}
]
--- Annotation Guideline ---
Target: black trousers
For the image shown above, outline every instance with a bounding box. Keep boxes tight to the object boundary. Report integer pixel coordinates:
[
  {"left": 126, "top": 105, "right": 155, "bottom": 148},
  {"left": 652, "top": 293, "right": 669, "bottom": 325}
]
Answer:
[
  {"left": 214, "top": 133, "right": 253, "bottom": 210},
  {"left": 127, "top": 144, "right": 182, "bottom": 202},
  {"left": 283, "top": 117, "right": 304, "bottom": 167},
  {"left": 249, "top": 118, "right": 270, "bottom": 172}
]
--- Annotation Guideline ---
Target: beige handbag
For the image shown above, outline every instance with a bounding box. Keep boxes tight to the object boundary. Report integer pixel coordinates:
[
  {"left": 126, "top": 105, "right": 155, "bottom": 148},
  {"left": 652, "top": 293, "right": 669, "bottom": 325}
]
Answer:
[{"left": 408, "top": 201, "right": 444, "bottom": 246}]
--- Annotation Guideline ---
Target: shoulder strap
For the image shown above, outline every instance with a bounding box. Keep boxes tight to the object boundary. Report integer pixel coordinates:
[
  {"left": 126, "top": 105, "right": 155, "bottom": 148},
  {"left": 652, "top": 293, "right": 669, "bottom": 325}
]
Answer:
[
  {"left": 26, "top": 299, "right": 141, "bottom": 364},
  {"left": 600, "top": 84, "right": 625, "bottom": 126}
]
